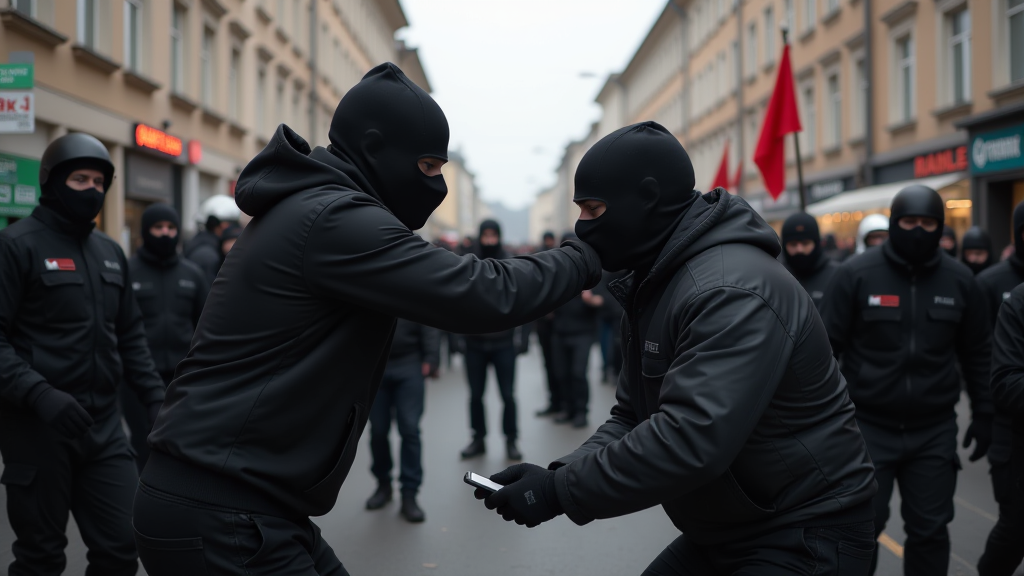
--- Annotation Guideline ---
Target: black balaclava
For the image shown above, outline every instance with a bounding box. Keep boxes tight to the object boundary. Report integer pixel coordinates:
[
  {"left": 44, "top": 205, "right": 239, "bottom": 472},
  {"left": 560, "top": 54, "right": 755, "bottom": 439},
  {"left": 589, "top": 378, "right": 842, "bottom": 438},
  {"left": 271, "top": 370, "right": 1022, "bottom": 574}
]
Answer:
[
  {"left": 478, "top": 219, "right": 502, "bottom": 259},
  {"left": 141, "top": 203, "right": 181, "bottom": 261},
  {"left": 40, "top": 158, "right": 110, "bottom": 225},
  {"left": 1013, "top": 200, "right": 1024, "bottom": 259},
  {"left": 960, "top": 226, "right": 992, "bottom": 275},
  {"left": 327, "top": 63, "right": 449, "bottom": 231},
  {"left": 781, "top": 212, "right": 822, "bottom": 276},
  {"left": 941, "top": 226, "right": 958, "bottom": 257},
  {"left": 574, "top": 121, "right": 699, "bottom": 273},
  {"left": 888, "top": 185, "right": 946, "bottom": 266}
]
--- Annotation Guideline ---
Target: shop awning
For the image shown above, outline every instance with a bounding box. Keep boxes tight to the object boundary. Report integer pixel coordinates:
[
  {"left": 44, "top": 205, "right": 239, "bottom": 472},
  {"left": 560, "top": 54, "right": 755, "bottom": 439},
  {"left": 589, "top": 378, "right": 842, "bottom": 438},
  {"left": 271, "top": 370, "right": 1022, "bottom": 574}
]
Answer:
[{"left": 806, "top": 173, "right": 967, "bottom": 217}]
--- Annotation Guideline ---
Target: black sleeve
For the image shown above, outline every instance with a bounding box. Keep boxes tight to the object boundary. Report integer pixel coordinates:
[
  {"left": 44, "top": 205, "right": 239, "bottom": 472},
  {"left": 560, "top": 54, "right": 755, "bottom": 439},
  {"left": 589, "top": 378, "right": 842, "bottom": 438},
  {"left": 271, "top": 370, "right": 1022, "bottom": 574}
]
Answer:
[
  {"left": 303, "top": 198, "right": 600, "bottom": 334},
  {"left": 191, "top": 267, "right": 210, "bottom": 328},
  {"left": 820, "top": 262, "right": 855, "bottom": 357},
  {"left": 957, "top": 276, "right": 994, "bottom": 417},
  {"left": 0, "top": 236, "right": 48, "bottom": 407},
  {"left": 419, "top": 323, "right": 441, "bottom": 369},
  {"left": 991, "top": 292, "right": 1024, "bottom": 417},
  {"left": 115, "top": 251, "right": 166, "bottom": 406}
]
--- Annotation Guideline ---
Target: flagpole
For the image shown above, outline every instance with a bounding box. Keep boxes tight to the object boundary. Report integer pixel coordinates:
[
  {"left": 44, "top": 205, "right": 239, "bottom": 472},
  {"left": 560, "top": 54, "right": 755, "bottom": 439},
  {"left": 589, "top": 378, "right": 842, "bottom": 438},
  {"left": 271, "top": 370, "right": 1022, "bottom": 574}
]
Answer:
[{"left": 781, "top": 26, "right": 807, "bottom": 212}]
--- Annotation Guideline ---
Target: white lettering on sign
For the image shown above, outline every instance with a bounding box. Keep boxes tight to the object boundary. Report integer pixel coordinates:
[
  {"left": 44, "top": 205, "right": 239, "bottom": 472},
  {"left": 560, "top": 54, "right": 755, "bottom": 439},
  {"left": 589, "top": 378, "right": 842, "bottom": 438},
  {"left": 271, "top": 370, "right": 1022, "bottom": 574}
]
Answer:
[{"left": 973, "top": 135, "right": 1022, "bottom": 169}]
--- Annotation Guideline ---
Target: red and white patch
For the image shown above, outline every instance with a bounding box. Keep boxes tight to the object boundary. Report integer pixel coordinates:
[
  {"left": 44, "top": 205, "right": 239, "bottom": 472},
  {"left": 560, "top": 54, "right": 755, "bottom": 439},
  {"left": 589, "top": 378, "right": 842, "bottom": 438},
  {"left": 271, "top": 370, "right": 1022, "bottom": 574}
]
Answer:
[
  {"left": 44, "top": 258, "right": 76, "bottom": 271},
  {"left": 867, "top": 295, "right": 900, "bottom": 307}
]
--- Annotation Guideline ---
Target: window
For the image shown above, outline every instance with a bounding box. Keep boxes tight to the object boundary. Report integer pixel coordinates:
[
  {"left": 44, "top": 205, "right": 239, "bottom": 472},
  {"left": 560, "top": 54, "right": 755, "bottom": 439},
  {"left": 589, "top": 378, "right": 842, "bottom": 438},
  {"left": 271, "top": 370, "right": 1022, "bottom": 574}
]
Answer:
[
  {"left": 784, "top": 0, "right": 794, "bottom": 32},
  {"left": 764, "top": 7, "right": 775, "bottom": 65},
  {"left": 850, "top": 55, "right": 867, "bottom": 138},
  {"left": 746, "top": 22, "right": 757, "bottom": 77},
  {"left": 256, "top": 67, "right": 266, "bottom": 136},
  {"left": 801, "top": 83, "right": 816, "bottom": 154},
  {"left": 718, "top": 51, "right": 727, "bottom": 97},
  {"left": 229, "top": 48, "right": 241, "bottom": 121},
  {"left": 276, "top": 78, "right": 285, "bottom": 127},
  {"left": 124, "top": 0, "right": 143, "bottom": 71},
  {"left": 825, "top": 0, "right": 839, "bottom": 15},
  {"left": 171, "top": 4, "right": 186, "bottom": 92},
  {"left": 731, "top": 40, "right": 740, "bottom": 91},
  {"left": 293, "top": 0, "right": 303, "bottom": 49},
  {"left": 802, "top": 0, "right": 816, "bottom": 32},
  {"left": 825, "top": 72, "right": 841, "bottom": 147},
  {"left": 1010, "top": 0, "right": 1024, "bottom": 82},
  {"left": 895, "top": 35, "right": 915, "bottom": 122},
  {"left": 13, "top": 0, "right": 35, "bottom": 17},
  {"left": 948, "top": 9, "right": 971, "bottom": 104},
  {"left": 292, "top": 87, "right": 303, "bottom": 134},
  {"left": 201, "top": 26, "right": 215, "bottom": 107},
  {"left": 78, "top": 0, "right": 97, "bottom": 48}
]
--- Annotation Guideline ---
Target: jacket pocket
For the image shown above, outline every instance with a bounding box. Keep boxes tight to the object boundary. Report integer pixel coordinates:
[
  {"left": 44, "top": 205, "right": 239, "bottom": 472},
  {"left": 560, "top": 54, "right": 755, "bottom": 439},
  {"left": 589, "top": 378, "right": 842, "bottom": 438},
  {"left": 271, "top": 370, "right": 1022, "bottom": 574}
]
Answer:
[
  {"left": 861, "top": 308, "right": 902, "bottom": 322},
  {"left": 100, "top": 272, "right": 124, "bottom": 323},
  {"left": 927, "top": 308, "right": 962, "bottom": 323},
  {"left": 0, "top": 463, "right": 36, "bottom": 487},
  {"left": 39, "top": 272, "right": 88, "bottom": 322},
  {"left": 303, "top": 404, "right": 364, "bottom": 505},
  {"left": 133, "top": 528, "right": 208, "bottom": 576},
  {"left": 859, "top": 307, "right": 902, "bottom": 352},
  {"left": 673, "top": 468, "right": 777, "bottom": 524}
]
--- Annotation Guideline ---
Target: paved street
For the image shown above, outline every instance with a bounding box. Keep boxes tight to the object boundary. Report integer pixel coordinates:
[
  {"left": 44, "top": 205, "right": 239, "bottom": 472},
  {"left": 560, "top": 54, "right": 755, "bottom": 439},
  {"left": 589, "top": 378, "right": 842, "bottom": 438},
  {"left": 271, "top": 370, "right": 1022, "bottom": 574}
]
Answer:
[{"left": 0, "top": 342, "right": 1021, "bottom": 575}]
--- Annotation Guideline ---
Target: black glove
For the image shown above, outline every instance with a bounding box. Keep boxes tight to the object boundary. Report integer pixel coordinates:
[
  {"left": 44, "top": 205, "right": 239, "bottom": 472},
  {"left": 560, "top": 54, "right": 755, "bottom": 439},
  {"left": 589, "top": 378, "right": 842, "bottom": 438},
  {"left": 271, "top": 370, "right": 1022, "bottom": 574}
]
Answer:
[
  {"left": 963, "top": 414, "right": 993, "bottom": 462},
  {"left": 560, "top": 239, "right": 603, "bottom": 289},
  {"left": 475, "top": 463, "right": 563, "bottom": 528},
  {"left": 147, "top": 402, "right": 163, "bottom": 428},
  {"left": 30, "top": 386, "right": 93, "bottom": 439}
]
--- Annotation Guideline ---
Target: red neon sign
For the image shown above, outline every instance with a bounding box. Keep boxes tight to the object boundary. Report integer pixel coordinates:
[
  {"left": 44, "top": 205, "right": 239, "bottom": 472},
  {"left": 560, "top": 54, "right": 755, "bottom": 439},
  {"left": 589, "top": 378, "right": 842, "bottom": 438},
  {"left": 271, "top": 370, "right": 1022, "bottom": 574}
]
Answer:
[
  {"left": 134, "top": 123, "right": 182, "bottom": 157},
  {"left": 188, "top": 140, "right": 202, "bottom": 165}
]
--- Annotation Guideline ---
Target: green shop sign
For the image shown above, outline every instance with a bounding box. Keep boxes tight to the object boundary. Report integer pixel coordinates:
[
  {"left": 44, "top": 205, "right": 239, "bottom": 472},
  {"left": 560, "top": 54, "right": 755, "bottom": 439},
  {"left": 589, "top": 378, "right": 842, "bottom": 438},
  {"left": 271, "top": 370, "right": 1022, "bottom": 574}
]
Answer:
[
  {"left": 970, "top": 123, "right": 1024, "bottom": 175},
  {"left": 0, "top": 63, "right": 33, "bottom": 90},
  {"left": 0, "top": 152, "right": 40, "bottom": 219}
]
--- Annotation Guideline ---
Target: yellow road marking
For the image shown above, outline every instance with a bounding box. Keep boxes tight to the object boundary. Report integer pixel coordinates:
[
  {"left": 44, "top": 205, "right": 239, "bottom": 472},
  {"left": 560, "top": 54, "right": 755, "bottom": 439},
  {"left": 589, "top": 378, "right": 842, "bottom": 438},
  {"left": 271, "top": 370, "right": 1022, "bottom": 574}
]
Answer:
[{"left": 878, "top": 533, "right": 904, "bottom": 559}]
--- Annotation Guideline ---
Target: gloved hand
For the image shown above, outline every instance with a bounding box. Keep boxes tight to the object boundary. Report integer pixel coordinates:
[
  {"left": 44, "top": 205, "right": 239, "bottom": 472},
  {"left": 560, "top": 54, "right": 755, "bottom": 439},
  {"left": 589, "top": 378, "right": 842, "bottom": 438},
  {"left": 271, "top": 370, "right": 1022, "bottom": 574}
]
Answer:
[
  {"left": 147, "top": 402, "right": 163, "bottom": 428},
  {"left": 560, "top": 239, "right": 603, "bottom": 289},
  {"left": 30, "top": 386, "right": 93, "bottom": 439},
  {"left": 475, "top": 463, "right": 563, "bottom": 528},
  {"left": 963, "top": 414, "right": 993, "bottom": 462}
]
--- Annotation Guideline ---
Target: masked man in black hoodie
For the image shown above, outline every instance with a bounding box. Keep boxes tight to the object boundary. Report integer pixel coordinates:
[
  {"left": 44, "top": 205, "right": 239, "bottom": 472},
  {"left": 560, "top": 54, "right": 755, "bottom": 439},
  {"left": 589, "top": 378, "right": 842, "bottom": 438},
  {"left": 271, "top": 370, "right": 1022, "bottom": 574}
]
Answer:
[
  {"left": 960, "top": 226, "right": 993, "bottom": 276},
  {"left": 976, "top": 201, "right": 1024, "bottom": 576},
  {"left": 132, "top": 63, "right": 601, "bottom": 576},
  {"left": 475, "top": 122, "right": 877, "bottom": 575},
  {"left": 822, "top": 185, "right": 993, "bottom": 576},
  {"left": 0, "top": 133, "right": 166, "bottom": 576},
  {"left": 122, "top": 204, "right": 208, "bottom": 472},
  {"left": 781, "top": 212, "right": 838, "bottom": 311}
]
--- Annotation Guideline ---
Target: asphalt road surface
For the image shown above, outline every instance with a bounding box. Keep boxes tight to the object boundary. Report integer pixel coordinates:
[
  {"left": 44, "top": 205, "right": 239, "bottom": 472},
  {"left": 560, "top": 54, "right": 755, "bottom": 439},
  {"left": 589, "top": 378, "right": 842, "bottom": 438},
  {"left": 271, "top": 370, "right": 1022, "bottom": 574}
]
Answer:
[{"left": 0, "top": 342, "right": 1020, "bottom": 575}]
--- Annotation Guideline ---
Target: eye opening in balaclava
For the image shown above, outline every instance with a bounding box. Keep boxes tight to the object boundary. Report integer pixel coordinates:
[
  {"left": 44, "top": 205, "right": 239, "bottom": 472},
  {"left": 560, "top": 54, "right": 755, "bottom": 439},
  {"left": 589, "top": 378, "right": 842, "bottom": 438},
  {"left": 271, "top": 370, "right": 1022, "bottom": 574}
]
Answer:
[
  {"left": 327, "top": 62, "right": 450, "bottom": 231},
  {"left": 141, "top": 203, "right": 181, "bottom": 260},
  {"left": 781, "top": 212, "right": 822, "bottom": 276},
  {"left": 887, "top": 184, "right": 945, "bottom": 266},
  {"left": 573, "top": 121, "right": 699, "bottom": 273}
]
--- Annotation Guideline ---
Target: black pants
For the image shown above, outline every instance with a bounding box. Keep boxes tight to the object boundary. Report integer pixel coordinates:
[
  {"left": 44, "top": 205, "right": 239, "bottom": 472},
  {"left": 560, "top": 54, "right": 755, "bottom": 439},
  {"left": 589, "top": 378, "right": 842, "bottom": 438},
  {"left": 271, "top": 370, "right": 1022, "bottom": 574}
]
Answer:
[
  {"left": 978, "top": 456, "right": 1024, "bottom": 575},
  {"left": 133, "top": 481, "right": 348, "bottom": 576},
  {"left": 642, "top": 521, "right": 875, "bottom": 575},
  {"left": 368, "top": 358, "right": 425, "bottom": 494},
  {"left": 551, "top": 332, "right": 593, "bottom": 417},
  {"left": 857, "top": 418, "right": 958, "bottom": 576},
  {"left": 536, "top": 319, "right": 561, "bottom": 411},
  {"left": 119, "top": 371, "right": 172, "bottom": 474},
  {"left": 0, "top": 407, "right": 139, "bottom": 576},
  {"left": 464, "top": 343, "right": 517, "bottom": 441}
]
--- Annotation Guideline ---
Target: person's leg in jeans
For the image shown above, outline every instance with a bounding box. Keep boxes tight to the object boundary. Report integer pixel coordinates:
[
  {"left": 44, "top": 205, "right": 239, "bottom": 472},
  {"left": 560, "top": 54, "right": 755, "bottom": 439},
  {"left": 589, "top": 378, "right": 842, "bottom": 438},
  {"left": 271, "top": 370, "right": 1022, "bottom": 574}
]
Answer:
[
  {"left": 368, "top": 372, "right": 396, "bottom": 490},
  {"left": 898, "top": 420, "right": 958, "bottom": 576},
  {"left": 567, "top": 334, "right": 593, "bottom": 421},
  {"left": 464, "top": 344, "right": 489, "bottom": 442},
  {"left": 393, "top": 362, "right": 426, "bottom": 497},
  {"left": 855, "top": 418, "right": 901, "bottom": 576},
  {"left": 549, "top": 333, "right": 572, "bottom": 418},
  {"left": 536, "top": 319, "right": 561, "bottom": 413},
  {"left": 490, "top": 345, "right": 518, "bottom": 442}
]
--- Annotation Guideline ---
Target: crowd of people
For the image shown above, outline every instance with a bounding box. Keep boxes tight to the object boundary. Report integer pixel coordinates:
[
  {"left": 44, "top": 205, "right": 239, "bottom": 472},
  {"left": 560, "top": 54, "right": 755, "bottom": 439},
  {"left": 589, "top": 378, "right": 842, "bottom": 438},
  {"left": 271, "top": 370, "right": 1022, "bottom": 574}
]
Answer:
[{"left": 0, "top": 61, "right": 1021, "bottom": 576}]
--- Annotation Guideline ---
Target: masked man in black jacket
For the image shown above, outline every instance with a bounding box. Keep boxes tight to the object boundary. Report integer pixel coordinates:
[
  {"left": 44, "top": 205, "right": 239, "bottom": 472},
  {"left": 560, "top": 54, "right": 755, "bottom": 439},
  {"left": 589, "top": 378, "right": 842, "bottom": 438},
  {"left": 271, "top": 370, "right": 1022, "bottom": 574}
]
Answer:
[
  {"left": 132, "top": 63, "right": 601, "bottom": 576},
  {"left": 976, "top": 201, "right": 1024, "bottom": 575},
  {"left": 961, "top": 226, "right": 993, "bottom": 276},
  {"left": 122, "top": 204, "right": 208, "bottom": 472},
  {"left": 0, "top": 133, "right": 166, "bottom": 576},
  {"left": 781, "top": 212, "right": 838, "bottom": 311},
  {"left": 475, "top": 122, "right": 877, "bottom": 575},
  {"left": 822, "top": 185, "right": 993, "bottom": 576}
]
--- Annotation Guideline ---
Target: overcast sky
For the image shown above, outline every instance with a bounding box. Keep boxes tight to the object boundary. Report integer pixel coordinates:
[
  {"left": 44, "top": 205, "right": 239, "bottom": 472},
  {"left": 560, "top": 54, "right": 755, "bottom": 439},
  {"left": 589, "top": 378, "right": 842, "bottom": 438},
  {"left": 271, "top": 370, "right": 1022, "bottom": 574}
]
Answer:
[{"left": 397, "top": 0, "right": 667, "bottom": 211}]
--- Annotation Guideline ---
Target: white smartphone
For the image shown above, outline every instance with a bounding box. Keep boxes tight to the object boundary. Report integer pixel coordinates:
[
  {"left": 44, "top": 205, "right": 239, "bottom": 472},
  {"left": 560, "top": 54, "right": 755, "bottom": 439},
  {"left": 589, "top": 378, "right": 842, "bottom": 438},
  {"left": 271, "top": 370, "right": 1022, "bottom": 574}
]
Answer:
[{"left": 464, "top": 471, "right": 503, "bottom": 493}]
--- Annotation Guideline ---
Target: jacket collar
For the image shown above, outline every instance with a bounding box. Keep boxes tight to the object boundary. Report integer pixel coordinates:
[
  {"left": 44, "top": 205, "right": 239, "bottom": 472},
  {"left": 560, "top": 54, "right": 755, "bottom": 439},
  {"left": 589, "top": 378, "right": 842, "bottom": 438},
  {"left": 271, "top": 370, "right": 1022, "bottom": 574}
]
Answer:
[
  {"left": 881, "top": 240, "right": 943, "bottom": 274},
  {"left": 30, "top": 205, "right": 95, "bottom": 241}
]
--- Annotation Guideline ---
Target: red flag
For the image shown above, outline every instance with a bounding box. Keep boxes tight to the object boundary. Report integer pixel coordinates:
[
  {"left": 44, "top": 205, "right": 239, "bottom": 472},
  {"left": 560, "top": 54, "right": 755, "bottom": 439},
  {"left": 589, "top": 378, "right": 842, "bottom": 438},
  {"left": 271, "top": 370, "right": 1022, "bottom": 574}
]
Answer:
[
  {"left": 710, "top": 141, "right": 730, "bottom": 191},
  {"left": 754, "top": 44, "right": 802, "bottom": 200},
  {"left": 731, "top": 159, "right": 743, "bottom": 190}
]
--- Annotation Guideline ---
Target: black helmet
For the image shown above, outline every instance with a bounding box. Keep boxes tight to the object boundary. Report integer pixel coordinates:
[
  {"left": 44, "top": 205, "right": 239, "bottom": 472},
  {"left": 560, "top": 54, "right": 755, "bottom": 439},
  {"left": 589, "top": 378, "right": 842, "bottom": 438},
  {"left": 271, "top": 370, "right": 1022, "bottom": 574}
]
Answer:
[
  {"left": 39, "top": 133, "right": 114, "bottom": 191},
  {"left": 890, "top": 185, "right": 944, "bottom": 222}
]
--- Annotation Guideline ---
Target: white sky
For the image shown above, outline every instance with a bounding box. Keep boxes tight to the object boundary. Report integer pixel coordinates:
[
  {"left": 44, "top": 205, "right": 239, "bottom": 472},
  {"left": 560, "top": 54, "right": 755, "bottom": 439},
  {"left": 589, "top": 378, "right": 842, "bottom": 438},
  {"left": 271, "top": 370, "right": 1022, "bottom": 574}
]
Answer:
[{"left": 397, "top": 0, "right": 668, "bottom": 210}]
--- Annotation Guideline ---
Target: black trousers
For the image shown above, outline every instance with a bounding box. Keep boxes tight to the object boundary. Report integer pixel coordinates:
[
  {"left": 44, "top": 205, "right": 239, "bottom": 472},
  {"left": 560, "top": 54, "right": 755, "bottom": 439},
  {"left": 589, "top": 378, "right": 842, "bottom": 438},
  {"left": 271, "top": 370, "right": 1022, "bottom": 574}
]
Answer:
[
  {"left": 978, "top": 455, "right": 1024, "bottom": 575},
  {"left": 0, "top": 407, "right": 139, "bottom": 576},
  {"left": 857, "top": 417, "right": 958, "bottom": 576},
  {"left": 133, "top": 481, "right": 348, "bottom": 576},
  {"left": 119, "top": 371, "right": 173, "bottom": 474},
  {"left": 464, "top": 343, "right": 517, "bottom": 441},
  {"left": 642, "top": 521, "right": 875, "bottom": 575},
  {"left": 551, "top": 332, "right": 593, "bottom": 417},
  {"left": 536, "top": 319, "right": 561, "bottom": 411}
]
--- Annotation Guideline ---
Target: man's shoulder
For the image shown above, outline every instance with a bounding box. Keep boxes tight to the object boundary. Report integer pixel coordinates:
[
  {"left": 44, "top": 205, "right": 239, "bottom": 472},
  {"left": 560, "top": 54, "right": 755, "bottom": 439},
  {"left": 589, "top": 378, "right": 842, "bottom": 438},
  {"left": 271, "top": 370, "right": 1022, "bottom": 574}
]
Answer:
[
  {"left": 0, "top": 215, "right": 47, "bottom": 242},
  {"left": 684, "top": 243, "right": 792, "bottom": 296}
]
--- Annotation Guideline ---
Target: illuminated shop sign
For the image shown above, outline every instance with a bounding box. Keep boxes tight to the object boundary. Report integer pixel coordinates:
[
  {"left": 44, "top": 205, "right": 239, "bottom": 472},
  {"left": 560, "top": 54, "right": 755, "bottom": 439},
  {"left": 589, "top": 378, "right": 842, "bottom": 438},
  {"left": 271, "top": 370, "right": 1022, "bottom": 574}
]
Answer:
[{"left": 134, "top": 123, "right": 182, "bottom": 157}]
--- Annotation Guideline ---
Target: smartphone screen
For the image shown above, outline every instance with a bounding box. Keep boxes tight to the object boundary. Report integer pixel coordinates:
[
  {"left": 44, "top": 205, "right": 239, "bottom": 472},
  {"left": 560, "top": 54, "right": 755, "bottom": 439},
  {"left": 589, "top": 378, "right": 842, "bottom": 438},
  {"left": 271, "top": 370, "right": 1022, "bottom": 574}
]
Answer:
[{"left": 464, "top": 472, "right": 503, "bottom": 493}]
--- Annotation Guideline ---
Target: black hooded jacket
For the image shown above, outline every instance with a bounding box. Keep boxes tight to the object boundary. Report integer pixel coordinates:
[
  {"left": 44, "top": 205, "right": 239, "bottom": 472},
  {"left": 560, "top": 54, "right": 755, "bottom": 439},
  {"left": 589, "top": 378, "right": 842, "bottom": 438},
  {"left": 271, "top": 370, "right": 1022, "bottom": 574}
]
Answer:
[
  {"left": 990, "top": 283, "right": 1024, "bottom": 440},
  {"left": 548, "top": 191, "right": 876, "bottom": 545},
  {"left": 821, "top": 244, "right": 992, "bottom": 429},
  {"left": 144, "top": 125, "right": 599, "bottom": 517}
]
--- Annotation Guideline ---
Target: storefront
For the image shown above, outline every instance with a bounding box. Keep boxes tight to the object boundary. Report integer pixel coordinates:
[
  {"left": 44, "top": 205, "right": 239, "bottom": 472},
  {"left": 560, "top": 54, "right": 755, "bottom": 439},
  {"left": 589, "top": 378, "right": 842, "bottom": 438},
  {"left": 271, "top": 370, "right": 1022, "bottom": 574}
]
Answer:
[
  {"left": 957, "top": 103, "right": 1024, "bottom": 256},
  {"left": 0, "top": 152, "right": 40, "bottom": 229},
  {"left": 125, "top": 123, "right": 185, "bottom": 251},
  {"left": 748, "top": 174, "right": 855, "bottom": 234}
]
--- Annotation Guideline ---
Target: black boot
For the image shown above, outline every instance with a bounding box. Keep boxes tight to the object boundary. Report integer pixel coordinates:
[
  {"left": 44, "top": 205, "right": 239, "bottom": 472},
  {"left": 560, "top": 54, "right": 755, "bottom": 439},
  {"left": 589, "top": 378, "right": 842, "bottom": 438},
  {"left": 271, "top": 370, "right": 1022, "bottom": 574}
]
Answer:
[
  {"left": 535, "top": 405, "right": 561, "bottom": 417},
  {"left": 400, "top": 492, "right": 425, "bottom": 523},
  {"left": 554, "top": 412, "right": 574, "bottom": 424},
  {"left": 460, "top": 438, "right": 486, "bottom": 459},
  {"left": 506, "top": 439, "right": 522, "bottom": 461},
  {"left": 365, "top": 484, "right": 392, "bottom": 510},
  {"left": 571, "top": 413, "right": 588, "bottom": 428}
]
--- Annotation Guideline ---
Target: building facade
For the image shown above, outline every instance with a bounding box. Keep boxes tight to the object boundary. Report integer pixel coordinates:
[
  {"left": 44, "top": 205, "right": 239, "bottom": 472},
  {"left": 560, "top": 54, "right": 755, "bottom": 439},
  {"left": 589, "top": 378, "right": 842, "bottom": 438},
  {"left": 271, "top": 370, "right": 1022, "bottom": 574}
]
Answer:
[{"left": 0, "top": 0, "right": 432, "bottom": 251}]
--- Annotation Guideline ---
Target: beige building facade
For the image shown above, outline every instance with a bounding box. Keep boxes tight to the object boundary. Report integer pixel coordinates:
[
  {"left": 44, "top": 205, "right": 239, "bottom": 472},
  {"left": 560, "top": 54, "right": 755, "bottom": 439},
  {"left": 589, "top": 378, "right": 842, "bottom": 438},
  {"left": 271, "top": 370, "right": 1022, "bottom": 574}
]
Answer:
[
  {"left": 0, "top": 0, "right": 434, "bottom": 251},
  {"left": 537, "top": 0, "right": 1024, "bottom": 251}
]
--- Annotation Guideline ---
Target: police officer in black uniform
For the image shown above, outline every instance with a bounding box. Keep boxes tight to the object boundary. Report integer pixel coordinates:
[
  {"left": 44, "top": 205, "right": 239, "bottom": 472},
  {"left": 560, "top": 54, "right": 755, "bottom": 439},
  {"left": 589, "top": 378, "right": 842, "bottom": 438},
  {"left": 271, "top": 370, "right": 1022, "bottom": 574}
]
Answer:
[
  {"left": 122, "top": 203, "right": 209, "bottom": 472},
  {"left": 780, "top": 212, "right": 838, "bottom": 310},
  {"left": 976, "top": 200, "right": 1024, "bottom": 575},
  {"left": 0, "top": 133, "right": 166, "bottom": 576},
  {"left": 822, "top": 184, "right": 993, "bottom": 576}
]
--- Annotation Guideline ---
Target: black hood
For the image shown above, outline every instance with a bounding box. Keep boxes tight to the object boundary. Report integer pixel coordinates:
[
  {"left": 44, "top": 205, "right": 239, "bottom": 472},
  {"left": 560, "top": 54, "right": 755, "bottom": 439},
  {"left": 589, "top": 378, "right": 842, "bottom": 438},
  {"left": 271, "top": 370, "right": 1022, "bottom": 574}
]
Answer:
[
  {"left": 235, "top": 125, "right": 371, "bottom": 218},
  {"left": 960, "top": 225, "right": 992, "bottom": 274},
  {"left": 781, "top": 212, "right": 823, "bottom": 276}
]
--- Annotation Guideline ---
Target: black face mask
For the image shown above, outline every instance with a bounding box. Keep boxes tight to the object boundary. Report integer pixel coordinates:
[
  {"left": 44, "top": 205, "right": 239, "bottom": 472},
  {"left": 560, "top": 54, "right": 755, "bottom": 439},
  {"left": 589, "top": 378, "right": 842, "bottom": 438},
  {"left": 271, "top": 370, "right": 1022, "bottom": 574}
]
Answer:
[
  {"left": 328, "top": 63, "right": 450, "bottom": 231},
  {"left": 781, "top": 212, "right": 822, "bottom": 276},
  {"left": 964, "top": 259, "right": 990, "bottom": 275},
  {"left": 574, "top": 122, "right": 698, "bottom": 273},
  {"left": 140, "top": 203, "right": 181, "bottom": 261},
  {"left": 887, "top": 185, "right": 945, "bottom": 266},
  {"left": 889, "top": 225, "right": 942, "bottom": 265},
  {"left": 785, "top": 250, "right": 820, "bottom": 275},
  {"left": 46, "top": 181, "right": 106, "bottom": 224}
]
